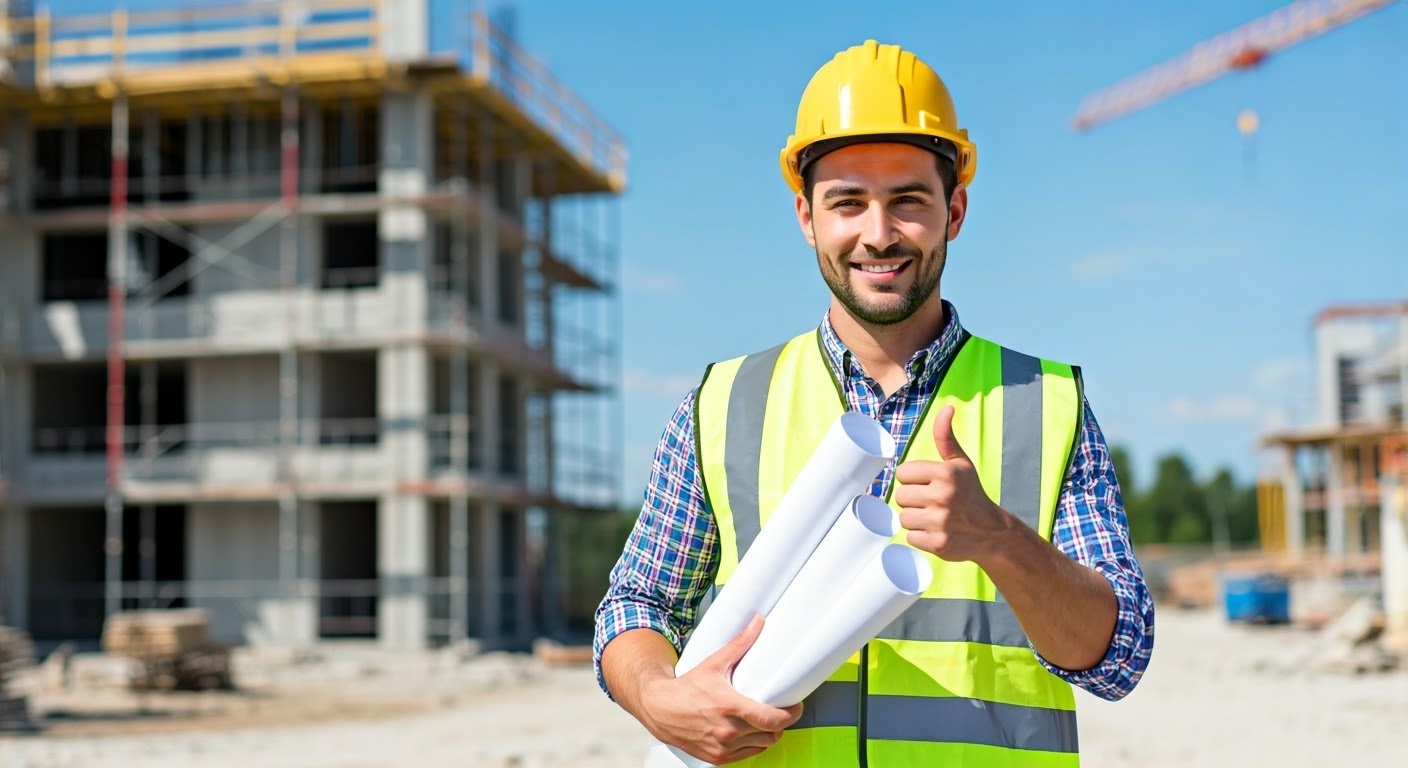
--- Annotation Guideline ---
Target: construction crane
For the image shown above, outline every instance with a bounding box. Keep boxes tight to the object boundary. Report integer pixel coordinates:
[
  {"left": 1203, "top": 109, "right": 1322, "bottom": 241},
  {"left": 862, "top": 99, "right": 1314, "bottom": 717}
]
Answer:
[{"left": 1072, "top": 0, "right": 1400, "bottom": 132}]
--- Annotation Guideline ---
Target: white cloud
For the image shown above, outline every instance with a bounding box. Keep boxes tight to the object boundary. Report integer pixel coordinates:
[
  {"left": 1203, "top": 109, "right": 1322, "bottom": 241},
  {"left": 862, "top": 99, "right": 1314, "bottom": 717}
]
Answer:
[
  {"left": 623, "top": 264, "right": 682, "bottom": 294},
  {"left": 1253, "top": 355, "right": 1310, "bottom": 392},
  {"left": 623, "top": 368, "right": 699, "bottom": 400},
  {"left": 1167, "top": 355, "right": 1314, "bottom": 427},
  {"left": 1072, "top": 249, "right": 1135, "bottom": 279},
  {"left": 1168, "top": 395, "right": 1258, "bottom": 422}
]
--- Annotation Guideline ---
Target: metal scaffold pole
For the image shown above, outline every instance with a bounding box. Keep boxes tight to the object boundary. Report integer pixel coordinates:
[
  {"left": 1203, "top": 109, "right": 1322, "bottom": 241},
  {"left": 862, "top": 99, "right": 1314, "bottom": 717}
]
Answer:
[
  {"left": 278, "top": 87, "right": 301, "bottom": 642},
  {"left": 105, "top": 92, "right": 130, "bottom": 621}
]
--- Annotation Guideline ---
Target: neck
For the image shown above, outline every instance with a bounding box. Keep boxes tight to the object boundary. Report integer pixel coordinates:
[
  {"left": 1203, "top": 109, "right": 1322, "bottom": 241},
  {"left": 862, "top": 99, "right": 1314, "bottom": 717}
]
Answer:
[{"left": 829, "top": 294, "right": 946, "bottom": 392}]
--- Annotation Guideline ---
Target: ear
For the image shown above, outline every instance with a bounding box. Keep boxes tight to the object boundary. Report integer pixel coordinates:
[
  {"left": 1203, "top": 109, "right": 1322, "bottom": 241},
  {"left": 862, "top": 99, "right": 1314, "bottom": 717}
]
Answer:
[
  {"left": 946, "top": 182, "right": 968, "bottom": 242},
  {"left": 795, "top": 192, "right": 817, "bottom": 248}
]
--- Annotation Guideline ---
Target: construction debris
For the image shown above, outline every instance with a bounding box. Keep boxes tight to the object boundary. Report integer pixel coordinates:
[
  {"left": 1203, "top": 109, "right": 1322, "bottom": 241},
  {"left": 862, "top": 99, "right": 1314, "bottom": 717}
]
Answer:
[
  {"left": 101, "top": 610, "right": 234, "bottom": 692},
  {"left": 0, "top": 625, "right": 38, "bottom": 732},
  {"left": 1310, "top": 598, "right": 1400, "bottom": 675}
]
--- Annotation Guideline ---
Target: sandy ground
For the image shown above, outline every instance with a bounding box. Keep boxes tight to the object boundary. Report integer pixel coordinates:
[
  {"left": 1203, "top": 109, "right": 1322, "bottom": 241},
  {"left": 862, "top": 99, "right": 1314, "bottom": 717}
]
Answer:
[{"left": 0, "top": 607, "right": 1405, "bottom": 768}]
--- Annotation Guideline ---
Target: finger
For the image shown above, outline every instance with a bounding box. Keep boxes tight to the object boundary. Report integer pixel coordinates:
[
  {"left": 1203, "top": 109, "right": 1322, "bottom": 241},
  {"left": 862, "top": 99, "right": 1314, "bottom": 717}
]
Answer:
[
  {"left": 734, "top": 700, "right": 802, "bottom": 733},
  {"left": 897, "top": 507, "right": 933, "bottom": 532},
  {"left": 933, "top": 405, "right": 969, "bottom": 462},
  {"left": 708, "top": 613, "right": 765, "bottom": 669},
  {"left": 722, "top": 722, "right": 785, "bottom": 749},
  {"left": 892, "top": 483, "right": 932, "bottom": 510},
  {"left": 716, "top": 746, "right": 768, "bottom": 764},
  {"left": 894, "top": 459, "right": 939, "bottom": 486}
]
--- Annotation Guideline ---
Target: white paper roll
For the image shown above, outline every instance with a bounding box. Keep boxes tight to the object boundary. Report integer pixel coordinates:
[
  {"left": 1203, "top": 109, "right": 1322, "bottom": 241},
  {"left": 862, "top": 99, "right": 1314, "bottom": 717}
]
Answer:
[
  {"left": 758, "top": 544, "right": 933, "bottom": 707},
  {"left": 674, "top": 412, "right": 895, "bottom": 675},
  {"left": 651, "top": 544, "right": 933, "bottom": 768},
  {"left": 730, "top": 494, "right": 899, "bottom": 704}
]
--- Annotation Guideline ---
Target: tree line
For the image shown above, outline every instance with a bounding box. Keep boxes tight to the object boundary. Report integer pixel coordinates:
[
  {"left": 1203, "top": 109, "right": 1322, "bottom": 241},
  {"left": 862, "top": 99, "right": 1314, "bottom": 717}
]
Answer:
[{"left": 1109, "top": 446, "right": 1261, "bottom": 547}]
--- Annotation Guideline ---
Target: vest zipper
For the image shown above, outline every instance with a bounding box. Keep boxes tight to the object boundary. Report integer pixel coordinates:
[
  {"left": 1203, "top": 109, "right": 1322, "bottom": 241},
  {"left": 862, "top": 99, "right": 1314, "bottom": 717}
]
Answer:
[{"left": 857, "top": 643, "right": 868, "bottom": 768}]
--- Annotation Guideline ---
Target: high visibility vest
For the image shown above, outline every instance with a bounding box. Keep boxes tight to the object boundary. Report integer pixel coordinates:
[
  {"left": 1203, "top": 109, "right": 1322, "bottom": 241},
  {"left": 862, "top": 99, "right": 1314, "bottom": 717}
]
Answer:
[{"left": 694, "top": 329, "right": 1084, "bottom": 767}]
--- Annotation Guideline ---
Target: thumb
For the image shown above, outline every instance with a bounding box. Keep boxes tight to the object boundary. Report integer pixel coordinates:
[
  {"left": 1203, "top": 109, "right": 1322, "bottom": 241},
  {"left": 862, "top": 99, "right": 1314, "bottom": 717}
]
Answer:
[
  {"left": 709, "top": 613, "right": 765, "bottom": 671},
  {"left": 933, "top": 405, "right": 969, "bottom": 462}
]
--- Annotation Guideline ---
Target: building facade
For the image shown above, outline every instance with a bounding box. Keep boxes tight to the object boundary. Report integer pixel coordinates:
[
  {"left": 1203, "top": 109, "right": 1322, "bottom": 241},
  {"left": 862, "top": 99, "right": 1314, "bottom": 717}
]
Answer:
[
  {"left": 0, "top": 0, "right": 624, "bottom": 650},
  {"left": 1260, "top": 303, "right": 1407, "bottom": 645}
]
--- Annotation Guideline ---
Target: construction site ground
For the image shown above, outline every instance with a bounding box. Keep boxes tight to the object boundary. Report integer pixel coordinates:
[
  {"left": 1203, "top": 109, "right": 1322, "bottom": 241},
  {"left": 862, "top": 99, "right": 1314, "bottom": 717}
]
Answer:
[{"left": 0, "top": 606, "right": 1405, "bottom": 768}]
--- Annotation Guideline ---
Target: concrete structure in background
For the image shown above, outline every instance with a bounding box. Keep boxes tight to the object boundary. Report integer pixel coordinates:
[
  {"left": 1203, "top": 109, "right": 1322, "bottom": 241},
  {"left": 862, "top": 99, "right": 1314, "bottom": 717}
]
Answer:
[
  {"left": 1260, "top": 303, "right": 1407, "bottom": 637},
  {"left": 0, "top": 0, "right": 624, "bottom": 651}
]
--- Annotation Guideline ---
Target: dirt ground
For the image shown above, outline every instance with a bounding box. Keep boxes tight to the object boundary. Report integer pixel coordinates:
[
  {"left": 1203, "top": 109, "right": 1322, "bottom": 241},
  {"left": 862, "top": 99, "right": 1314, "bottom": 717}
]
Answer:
[{"left": 0, "top": 607, "right": 1405, "bottom": 768}]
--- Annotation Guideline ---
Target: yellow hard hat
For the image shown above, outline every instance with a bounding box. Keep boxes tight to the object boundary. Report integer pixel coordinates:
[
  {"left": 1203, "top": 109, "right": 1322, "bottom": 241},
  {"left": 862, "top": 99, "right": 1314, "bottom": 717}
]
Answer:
[{"left": 780, "top": 40, "right": 977, "bottom": 194}]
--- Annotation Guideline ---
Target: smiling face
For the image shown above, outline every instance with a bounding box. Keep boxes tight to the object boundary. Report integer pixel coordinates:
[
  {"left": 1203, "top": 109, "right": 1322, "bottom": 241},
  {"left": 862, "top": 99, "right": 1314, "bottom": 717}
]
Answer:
[{"left": 796, "top": 142, "right": 967, "bottom": 328}]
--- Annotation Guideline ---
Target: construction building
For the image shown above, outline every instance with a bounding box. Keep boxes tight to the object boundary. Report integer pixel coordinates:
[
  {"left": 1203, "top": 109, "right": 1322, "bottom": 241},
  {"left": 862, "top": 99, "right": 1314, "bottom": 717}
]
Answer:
[
  {"left": 1260, "top": 303, "right": 1408, "bottom": 645},
  {"left": 0, "top": 0, "right": 625, "bottom": 651}
]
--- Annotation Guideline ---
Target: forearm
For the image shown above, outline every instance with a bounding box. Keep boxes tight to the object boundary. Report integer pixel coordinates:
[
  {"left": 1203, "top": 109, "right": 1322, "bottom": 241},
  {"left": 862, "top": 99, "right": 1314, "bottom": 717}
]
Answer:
[
  {"left": 980, "top": 511, "right": 1117, "bottom": 671},
  {"left": 601, "top": 628, "right": 680, "bottom": 728}
]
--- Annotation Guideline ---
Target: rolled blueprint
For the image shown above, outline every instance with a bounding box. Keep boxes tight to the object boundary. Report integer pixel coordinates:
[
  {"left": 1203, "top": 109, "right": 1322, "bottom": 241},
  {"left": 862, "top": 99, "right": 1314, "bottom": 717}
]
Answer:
[
  {"left": 649, "top": 544, "right": 933, "bottom": 768},
  {"left": 673, "top": 412, "right": 896, "bottom": 675},
  {"left": 738, "top": 544, "right": 932, "bottom": 706},
  {"left": 728, "top": 494, "right": 899, "bottom": 699}
]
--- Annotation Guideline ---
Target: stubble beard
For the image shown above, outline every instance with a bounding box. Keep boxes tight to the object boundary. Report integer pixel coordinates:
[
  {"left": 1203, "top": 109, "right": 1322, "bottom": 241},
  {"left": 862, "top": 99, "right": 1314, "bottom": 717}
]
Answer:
[{"left": 818, "top": 240, "right": 947, "bottom": 327}]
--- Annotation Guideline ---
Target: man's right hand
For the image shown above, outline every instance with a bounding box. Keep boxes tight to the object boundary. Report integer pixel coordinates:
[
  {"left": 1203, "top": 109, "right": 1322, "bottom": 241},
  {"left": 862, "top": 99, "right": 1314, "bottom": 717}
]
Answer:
[{"left": 639, "top": 615, "right": 803, "bottom": 765}]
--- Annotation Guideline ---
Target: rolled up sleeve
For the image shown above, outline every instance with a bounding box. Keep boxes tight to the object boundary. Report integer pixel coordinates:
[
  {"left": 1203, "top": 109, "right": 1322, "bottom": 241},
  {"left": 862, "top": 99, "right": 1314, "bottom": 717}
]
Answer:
[
  {"left": 1040, "top": 401, "right": 1156, "bottom": 701},
  {"left": 592, "top": 389, "right": 718, "bottom": 699}
]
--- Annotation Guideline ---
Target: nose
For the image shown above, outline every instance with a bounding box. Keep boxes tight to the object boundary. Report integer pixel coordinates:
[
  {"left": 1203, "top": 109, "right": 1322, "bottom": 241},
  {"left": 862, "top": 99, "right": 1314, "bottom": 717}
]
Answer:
[{"left": 859, "top": 201, "right": 900, "bottom": 252}]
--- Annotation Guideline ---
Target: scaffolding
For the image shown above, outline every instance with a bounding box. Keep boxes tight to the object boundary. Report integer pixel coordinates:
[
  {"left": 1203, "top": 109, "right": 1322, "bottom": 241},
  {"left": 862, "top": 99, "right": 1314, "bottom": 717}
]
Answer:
[{"left": 0, "top": 0, "right": 624, "bottom": 649}]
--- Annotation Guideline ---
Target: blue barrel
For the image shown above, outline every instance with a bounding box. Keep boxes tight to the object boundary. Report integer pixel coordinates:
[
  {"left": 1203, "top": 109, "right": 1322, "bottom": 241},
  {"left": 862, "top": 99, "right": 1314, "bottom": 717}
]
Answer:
[{"left": 1223, "top": 573, "right": 1290, "bottom": 624}]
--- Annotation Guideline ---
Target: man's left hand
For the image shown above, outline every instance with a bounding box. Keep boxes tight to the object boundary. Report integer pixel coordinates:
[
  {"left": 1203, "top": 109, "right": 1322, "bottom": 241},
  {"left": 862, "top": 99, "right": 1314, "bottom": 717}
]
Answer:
[{"left": 894, "top": 405, "right": 1013, "bottom": 563}]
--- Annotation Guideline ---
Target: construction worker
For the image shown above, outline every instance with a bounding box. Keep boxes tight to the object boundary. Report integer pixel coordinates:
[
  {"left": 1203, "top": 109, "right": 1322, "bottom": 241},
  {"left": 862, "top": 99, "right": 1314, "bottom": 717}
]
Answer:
[{"left": 595, "top": 40, "right": 1154, "bottom": 766}]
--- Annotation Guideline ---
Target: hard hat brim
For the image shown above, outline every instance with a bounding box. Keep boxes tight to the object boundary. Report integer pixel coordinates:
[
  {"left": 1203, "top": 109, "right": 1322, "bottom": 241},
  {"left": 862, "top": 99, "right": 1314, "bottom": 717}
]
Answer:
[{"left": 781, "top": 129, "right": 976, "bottom": 194}]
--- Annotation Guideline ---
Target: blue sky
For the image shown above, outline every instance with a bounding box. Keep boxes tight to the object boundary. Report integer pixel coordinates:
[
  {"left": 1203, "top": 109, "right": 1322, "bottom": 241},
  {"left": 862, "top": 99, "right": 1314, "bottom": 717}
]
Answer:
[{"left": 42, "top": 1, "right": 1408, "bottom": 504}]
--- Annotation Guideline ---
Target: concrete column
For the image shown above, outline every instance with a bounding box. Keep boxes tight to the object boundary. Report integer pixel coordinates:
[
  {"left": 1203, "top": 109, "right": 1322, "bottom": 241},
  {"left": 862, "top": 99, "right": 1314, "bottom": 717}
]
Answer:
[
  {"left": 1381, "top": 479, "right": 1407, "bottom": 653},
  {"left": 1326, "top": 444, "right": 1347, "bottom": 559},
  {"left": 1282, "top": 446, "right": 1305, "bottom": 559},
  {"left": 373, "top": 90, "right": 435, "bottom": 650},
  {"left": 267, "top": 496, "right": 317, "bottom": 647},
  {"left": 378, "top": 493, "right": 429, "bottom": 648},
  {"left": 380, "top": 91, "right": 433, "bottom": 334},
  {"left": 378, "top": 343, "right": 430, "bottom": 650},
  {"left": 477, "top": 503, "right": 502, "bottom": 646}
]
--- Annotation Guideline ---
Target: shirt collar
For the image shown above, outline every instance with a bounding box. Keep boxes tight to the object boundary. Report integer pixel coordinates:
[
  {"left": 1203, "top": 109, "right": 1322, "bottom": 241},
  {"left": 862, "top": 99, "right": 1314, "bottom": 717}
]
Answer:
[{"left": 819, "top": 300, "right": 967, "bottom": 387}]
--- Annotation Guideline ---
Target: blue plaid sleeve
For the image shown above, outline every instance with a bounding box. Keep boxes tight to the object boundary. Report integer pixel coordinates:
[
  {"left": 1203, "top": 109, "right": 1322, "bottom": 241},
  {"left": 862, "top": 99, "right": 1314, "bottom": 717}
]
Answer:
[
  {"left": 592, "top": 388, "right": 718, "bottom": 699},
  {"left": 1038, "top": 400, "right": 1156, "bottom": 701}
]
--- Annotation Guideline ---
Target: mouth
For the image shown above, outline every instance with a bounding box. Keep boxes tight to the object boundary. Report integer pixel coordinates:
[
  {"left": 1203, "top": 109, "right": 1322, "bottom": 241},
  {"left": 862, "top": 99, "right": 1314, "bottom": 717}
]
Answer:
[{"left": 851, "top": 260, "right": 911, "bottom": 282}]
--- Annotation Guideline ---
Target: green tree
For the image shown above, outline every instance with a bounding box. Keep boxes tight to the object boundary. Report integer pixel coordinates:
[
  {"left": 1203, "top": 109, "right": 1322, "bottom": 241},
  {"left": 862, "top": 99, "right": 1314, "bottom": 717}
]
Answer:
[
  {"left": 1204, "top": 468, "right": 1262, "bottom": 548},
  {"left": 1148, "top": 453, "right": 1209, "bottom": 544}
]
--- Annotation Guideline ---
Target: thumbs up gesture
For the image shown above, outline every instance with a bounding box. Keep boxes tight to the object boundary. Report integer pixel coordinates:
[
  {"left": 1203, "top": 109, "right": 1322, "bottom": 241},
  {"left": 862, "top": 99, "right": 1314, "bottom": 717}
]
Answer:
[{"left": 894, "top": 405, "right": 1013, "bottom": 563}]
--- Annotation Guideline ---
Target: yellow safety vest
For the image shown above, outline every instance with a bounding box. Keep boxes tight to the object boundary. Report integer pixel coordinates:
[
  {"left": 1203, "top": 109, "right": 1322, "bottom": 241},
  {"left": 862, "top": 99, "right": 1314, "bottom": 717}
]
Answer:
[{"left": 694, "top": 329, "right": 1083, "bottom": 767}]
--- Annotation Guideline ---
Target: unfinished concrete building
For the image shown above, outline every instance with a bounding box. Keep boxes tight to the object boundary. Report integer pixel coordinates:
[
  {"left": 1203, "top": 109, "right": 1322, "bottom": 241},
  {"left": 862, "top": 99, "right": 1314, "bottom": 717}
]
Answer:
[
  {"left": 1260, "top": 302, "right": 1407, "bottom": 645},
  {"left": 0, "top": 0, "right": 624, "bottom": 650}
]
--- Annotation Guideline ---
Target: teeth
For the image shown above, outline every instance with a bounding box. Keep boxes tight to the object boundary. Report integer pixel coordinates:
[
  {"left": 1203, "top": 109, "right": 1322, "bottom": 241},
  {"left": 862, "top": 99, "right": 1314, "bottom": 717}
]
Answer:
[{"left": 858, "top": 263, "right": 903, "bottom": 273}]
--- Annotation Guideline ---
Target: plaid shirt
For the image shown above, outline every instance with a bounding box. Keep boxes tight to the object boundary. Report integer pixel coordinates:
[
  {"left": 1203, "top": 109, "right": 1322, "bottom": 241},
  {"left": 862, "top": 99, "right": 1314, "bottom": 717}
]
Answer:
[{"left": 594, "top": 302, "right": 1154, "bottom": 702}]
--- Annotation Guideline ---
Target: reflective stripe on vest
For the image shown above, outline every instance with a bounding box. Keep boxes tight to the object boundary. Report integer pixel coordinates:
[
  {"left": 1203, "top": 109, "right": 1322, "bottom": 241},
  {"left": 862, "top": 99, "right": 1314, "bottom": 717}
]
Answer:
[{"left": 695, "top": 330, "right": 1083, "bottom": 767}]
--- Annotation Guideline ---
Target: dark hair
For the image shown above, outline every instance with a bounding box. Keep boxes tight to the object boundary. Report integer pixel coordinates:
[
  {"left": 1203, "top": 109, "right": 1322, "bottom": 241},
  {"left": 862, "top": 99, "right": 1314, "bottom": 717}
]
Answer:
[{"left": 802, "top": 150, "right": 957, "bottom": 206}]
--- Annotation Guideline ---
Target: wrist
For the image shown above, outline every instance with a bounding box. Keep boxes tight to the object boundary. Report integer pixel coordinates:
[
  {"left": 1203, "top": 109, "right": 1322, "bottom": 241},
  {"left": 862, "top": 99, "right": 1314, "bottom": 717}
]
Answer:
[{"left": 973, "top": 504, "right": 1025, "bottom": 571}]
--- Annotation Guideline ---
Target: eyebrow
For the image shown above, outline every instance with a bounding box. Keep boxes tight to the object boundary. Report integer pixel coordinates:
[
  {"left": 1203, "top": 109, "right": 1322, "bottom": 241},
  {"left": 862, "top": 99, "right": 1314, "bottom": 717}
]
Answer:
[{"left": 821, "top": 181, "right": 935, "bottom": 201}]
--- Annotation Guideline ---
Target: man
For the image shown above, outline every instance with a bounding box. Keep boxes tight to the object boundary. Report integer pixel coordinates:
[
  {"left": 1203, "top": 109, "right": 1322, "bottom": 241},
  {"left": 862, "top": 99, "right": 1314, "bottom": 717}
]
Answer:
[{"left": 595, "top": 40, "right": 1154, "bottom": 766}]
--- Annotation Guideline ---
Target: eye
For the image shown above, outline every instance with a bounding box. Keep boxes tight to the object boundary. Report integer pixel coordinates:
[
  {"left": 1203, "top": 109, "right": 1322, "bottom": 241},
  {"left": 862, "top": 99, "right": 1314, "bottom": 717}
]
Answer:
[
  {"left": 829, "top": 199, "right": 862, "bottom": 210},
  {"left": 894, "top": 195, "right": 928, "bottom": 206}
]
